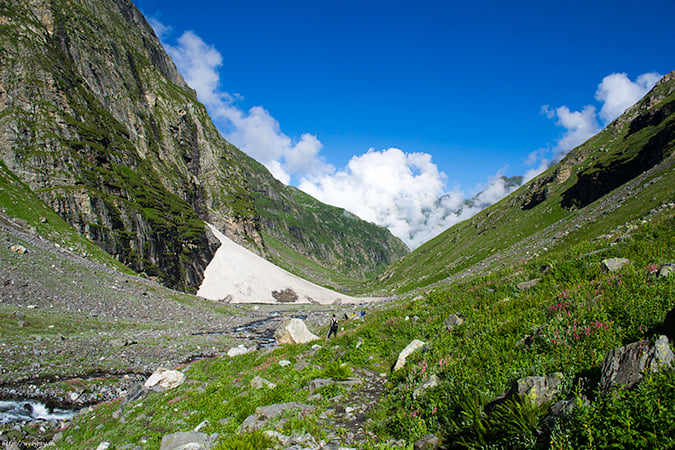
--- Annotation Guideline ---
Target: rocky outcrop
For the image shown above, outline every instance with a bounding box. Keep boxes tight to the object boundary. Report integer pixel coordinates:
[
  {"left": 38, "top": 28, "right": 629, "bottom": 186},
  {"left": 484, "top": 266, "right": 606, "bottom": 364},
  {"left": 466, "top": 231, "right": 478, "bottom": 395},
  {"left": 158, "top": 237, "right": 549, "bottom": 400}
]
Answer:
[
  {"left": 561, "top": 72, "right": 675, "bottom": 210},
  {"left": 599, "top": 335, "right": 674, "bottom": 394}
]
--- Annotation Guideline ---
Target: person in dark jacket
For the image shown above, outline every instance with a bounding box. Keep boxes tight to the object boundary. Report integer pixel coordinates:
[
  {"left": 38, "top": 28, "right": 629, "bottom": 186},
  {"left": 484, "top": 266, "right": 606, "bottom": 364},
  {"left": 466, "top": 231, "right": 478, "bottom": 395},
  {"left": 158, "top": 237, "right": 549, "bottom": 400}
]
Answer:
[{"left": 327, "top": 314, "right": 338, "bottom": 339}]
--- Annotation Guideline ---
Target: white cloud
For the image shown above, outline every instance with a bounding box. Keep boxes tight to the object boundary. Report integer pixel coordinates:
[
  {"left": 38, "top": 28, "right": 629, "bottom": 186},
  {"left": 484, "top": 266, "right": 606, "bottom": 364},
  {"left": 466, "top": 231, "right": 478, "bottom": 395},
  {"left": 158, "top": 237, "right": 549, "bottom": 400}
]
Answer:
[
  {"left": 595, "top": 72, "right": 662, "bottom": 124},
  {"left": 526, "top": 72, "right": 662, "bottom": 181},
  {"left": 299, "top": 148, "right": 448, "bottom": 248},
  {"left": 298, "top": 149, "right": 519, "bottom": 248},
  {"left": 152, "top": 23, "right": 524, "bottom": 248},
  {"left": 157, "top": 25, "right": 326, "bottom": 185},
  {"left": 164, "top": 31, "right": 227, "bottom": 106},
  {"left": 148, "top": 17, "right": 171, "bottom": 40},
  {"left": 553, "top": 105, "right": 601, "bottom": 153}
]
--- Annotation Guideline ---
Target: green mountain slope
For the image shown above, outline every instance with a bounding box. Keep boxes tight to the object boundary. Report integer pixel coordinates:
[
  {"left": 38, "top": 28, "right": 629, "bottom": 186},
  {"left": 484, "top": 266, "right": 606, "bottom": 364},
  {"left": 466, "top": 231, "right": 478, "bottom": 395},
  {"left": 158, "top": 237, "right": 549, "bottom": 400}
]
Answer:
[
  {"left": 0, "top": 0, "right": 407, "bottom": 292},
  {"left": 373, "top": 71, "right": 675, "bottom": 294}
]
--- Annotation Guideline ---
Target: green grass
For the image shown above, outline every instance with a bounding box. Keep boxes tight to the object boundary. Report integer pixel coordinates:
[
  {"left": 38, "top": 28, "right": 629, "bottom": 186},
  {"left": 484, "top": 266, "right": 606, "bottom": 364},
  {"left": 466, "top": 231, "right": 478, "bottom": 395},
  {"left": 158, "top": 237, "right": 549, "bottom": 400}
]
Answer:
[{"left": 49, "top": 206, "right": 675, "bottom": 449}]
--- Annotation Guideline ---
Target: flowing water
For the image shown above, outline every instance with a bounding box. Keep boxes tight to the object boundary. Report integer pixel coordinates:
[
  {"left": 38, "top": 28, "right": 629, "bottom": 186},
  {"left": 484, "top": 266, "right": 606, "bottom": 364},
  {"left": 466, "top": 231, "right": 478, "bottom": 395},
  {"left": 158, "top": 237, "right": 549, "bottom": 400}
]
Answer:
[{"left": 0, "top": 399, "right": 79, "bottom": 424}]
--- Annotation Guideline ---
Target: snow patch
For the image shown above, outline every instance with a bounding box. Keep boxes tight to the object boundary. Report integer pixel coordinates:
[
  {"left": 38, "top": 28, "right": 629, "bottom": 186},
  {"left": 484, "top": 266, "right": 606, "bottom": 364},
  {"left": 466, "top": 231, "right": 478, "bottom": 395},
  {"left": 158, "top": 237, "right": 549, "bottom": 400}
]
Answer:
[{"left": 197, "top": 224, "right": 379, "bottom": 304}]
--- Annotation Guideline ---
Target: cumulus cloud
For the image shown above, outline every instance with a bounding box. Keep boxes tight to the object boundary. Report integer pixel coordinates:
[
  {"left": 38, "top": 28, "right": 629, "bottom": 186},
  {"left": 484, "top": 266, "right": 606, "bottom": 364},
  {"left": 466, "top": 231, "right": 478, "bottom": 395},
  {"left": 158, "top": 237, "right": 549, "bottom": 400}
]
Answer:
[
  {"left": 596, "top": 72, "right": 662, "bottom": 124},
  {"left": 526, "top": 72, "right": 662, "bottom": 181},
  {"left": 152, "top": 22, "right": 524, "bottom": 248},
  {"left": 298, "top": 149, "right": 520, "bottom": 248}
]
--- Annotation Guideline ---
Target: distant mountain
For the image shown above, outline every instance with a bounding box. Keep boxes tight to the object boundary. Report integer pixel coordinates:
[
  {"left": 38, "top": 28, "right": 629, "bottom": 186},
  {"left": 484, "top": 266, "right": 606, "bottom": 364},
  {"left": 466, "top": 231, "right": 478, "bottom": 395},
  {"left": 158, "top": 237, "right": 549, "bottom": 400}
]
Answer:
[
  {"left": 0, "top": 0, "right": 408, "bottom": 292},
  {"left": 374, "top": 71, "right": 675, "bottom": 294}
]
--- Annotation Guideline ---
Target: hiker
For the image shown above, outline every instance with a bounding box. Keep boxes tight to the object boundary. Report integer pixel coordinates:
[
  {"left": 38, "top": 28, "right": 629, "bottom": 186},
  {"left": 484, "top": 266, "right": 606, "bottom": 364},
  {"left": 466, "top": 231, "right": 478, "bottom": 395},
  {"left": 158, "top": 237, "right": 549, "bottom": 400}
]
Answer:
[{"left": 327, "top": 314, "right": 338, "bottom": 339}]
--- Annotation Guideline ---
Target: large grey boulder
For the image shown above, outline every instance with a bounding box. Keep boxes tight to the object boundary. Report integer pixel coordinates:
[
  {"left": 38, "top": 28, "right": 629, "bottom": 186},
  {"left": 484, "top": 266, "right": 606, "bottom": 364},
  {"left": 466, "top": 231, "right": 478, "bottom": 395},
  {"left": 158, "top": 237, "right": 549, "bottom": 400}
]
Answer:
[
  {"left": 599, "top": 335, "right": 674, "bottom": 395},
  {"left": 160, "top": 431, "right": 215, "bottom": 450},
  {"left": 394, "top": 339, "right": 425, "bottom": 371},
  {"left": 274, "top": 318, "right": 320, "bottom": 345}
]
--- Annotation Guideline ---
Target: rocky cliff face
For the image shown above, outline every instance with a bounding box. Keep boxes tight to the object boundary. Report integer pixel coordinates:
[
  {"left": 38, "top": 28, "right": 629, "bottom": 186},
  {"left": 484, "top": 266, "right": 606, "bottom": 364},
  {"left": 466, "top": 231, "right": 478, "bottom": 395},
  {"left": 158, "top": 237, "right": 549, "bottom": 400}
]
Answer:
[{"left": 0, "top": 0, "right": 407, "bottom": 291}]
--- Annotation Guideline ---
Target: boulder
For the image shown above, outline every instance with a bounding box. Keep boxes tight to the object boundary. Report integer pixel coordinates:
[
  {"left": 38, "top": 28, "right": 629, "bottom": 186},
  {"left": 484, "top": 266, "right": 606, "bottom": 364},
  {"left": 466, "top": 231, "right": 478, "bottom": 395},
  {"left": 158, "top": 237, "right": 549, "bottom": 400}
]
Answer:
[
  {"left": 516, "top": 278, "right": 541, "bottom": 290},
  {"left": 274, "top": 318, "right": 320, "bottom": 345},
  {"left": 160, "top": 431, "right": 215, "bottom": 450},
  {"left": 443, "top": 314, "right": 464, "bottom": 331},
  {"left": 250, "top": 375, "right": 276, "bottom": 389},
  {"left": 414, "top": 434, "right": 440, "bottom": 450},
  {"left": 144, "top": 368, "right": 186, "bottom": 392},
  {"left": 227, "top": 344, "right": 251, "bottom": 357},
  {"left": 393, "top": 339, "right": 425, "bottom": 371},
  {"left": 659, "top": 263, "right": 675, "bottom": 278},
  {"left": 508, "top": 372, "right": 564, "bottom": 407},
  {"left": 599, "top": 335, "right": 674, "bottom": 395},
  {"left": 601, "top": 257, "right": 630, "bottom": 272},
  {"left": 308, "top": 378, "right": 333, "bottom": 394}
]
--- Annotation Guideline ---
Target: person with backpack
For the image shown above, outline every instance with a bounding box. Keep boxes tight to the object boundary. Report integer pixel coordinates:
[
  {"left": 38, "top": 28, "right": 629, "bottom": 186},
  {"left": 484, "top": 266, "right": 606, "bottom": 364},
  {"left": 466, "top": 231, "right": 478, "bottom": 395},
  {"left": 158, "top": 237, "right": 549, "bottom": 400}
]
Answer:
[{"left": 327, "top": 314, "right": 338, "bottom": 339}]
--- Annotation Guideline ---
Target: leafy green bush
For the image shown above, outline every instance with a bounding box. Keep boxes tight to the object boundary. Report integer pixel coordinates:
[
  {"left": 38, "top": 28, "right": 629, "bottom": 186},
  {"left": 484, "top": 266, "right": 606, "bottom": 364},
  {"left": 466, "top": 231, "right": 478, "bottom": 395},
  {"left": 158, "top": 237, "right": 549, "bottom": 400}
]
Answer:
[{"left": 553, "top": 370, "right": 675, "bottom": 449}]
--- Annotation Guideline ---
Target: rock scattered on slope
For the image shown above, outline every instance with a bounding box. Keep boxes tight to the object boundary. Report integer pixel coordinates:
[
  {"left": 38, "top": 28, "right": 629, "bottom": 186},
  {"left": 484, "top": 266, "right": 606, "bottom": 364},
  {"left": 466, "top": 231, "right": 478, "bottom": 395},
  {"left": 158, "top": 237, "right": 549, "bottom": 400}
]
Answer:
[
  {"left": 144, "top": 368, "right": 186, "bottom": 392},
  {"left": 517, "top": 278, "right": 541, "bottom": 290},
  {"left": 601, "top": 257, "right": 631, "bottom": 272},
  {"left": 160, "top": 431, "right": 215, "bottom": 450},
  {"left": 251, "top": 375, "right": 277, "bottom": 390},
  {"left": 508, "top": 372, "right": 564, "bottom": 407},
  {"left": 599, "top": 335, "right": 674, "bottom": 394},
  {"left": 240, "top": 402, "right": 315, "bottom": 433},
  {"left": 274, "top": 318, "right": 320, "bottom": 344},
  {"left": 393, "top": 339, "right": 425, "bottom": 371}
]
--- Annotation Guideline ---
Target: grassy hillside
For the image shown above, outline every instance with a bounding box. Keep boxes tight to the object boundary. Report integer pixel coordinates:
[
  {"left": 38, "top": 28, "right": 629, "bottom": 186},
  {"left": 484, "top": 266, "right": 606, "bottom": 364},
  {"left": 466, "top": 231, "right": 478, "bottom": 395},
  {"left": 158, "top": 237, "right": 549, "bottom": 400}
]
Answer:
[
  {"left": 371, "top": 73, "right": 675, "bottom": 295},
  {"left": 47, "top": 202, "right": 675, "bottom": 449}
]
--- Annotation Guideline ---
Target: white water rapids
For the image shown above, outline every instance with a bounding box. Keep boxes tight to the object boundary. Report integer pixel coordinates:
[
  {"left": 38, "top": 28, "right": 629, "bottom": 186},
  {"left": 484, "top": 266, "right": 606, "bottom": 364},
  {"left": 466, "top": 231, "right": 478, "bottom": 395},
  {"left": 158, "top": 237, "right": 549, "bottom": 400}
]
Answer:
[{"left": 0, "top": 400, "right": 78, "bottom": 424}]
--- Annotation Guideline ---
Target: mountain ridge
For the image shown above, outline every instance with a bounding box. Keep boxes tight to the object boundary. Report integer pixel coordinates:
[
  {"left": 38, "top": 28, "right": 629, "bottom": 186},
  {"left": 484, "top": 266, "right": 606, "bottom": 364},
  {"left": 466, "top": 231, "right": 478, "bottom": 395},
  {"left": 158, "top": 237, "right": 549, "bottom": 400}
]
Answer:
[
  {"left": 0, "top": 0, "right": 407, "bottom": 292},
  {"left": 371, "top": 70, "right": 675, "bottom": 294}
]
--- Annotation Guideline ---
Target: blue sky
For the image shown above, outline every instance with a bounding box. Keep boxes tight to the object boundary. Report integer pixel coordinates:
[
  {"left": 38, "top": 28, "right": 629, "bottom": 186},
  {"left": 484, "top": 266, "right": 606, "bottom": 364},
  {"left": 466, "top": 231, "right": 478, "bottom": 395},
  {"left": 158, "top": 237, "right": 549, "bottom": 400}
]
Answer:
[{"left": 133, "top": 0, "right": 674, "bottom": 247}]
